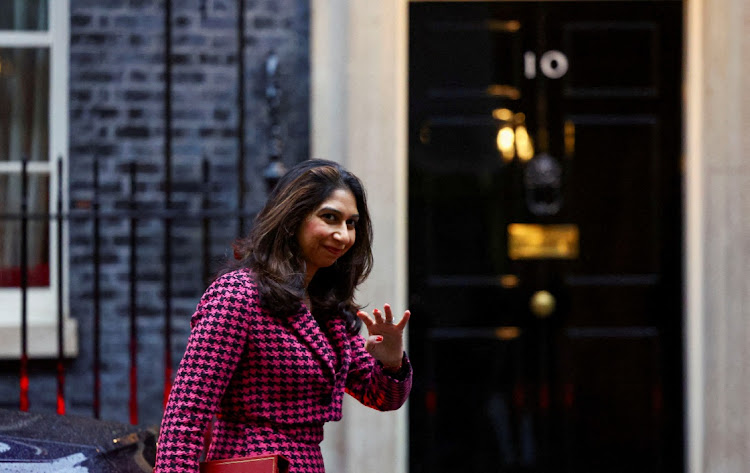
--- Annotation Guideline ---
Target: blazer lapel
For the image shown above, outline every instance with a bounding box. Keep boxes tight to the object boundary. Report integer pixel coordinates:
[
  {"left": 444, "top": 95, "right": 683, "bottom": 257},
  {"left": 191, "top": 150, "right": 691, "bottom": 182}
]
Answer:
[
  {"left": 287, "top": 304, "right": 337, "bottom": 380},
  {"left": 325, "top": 317, "right": 350, "bottom": 375}
]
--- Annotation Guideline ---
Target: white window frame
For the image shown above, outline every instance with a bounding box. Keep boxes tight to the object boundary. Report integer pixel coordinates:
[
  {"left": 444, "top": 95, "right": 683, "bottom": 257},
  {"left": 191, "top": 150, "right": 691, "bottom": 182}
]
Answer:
[{"left": 0, "top": 0, "right": 77, "bottom": 359}]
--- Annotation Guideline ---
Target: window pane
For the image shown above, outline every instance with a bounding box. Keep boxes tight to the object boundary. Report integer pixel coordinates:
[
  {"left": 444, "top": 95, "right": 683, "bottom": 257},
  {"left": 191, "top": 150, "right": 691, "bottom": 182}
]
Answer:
[
  {"left": 0, "top": 47, "right": 49, "bottom": 162},
  {"left": 0, "top": 173, "right": 50, "bottom": 287},
  {"left": 0, "top": 0, "right": 48, "bottom": 31}
]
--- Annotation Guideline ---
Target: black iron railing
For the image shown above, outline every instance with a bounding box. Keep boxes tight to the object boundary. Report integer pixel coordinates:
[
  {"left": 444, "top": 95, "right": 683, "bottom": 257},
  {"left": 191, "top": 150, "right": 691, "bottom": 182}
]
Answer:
[
  {"left": 1, "top": 0, "right": 294, "bottom": 422},
  {"left": 2, "top": 154, "right": 260, "bottom": 422}
]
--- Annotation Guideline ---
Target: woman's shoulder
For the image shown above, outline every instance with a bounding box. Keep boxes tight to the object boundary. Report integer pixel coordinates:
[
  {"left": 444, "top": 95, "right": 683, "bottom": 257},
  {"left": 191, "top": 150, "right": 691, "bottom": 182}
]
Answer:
[
  {"left": 202, "top": 268, "right": 261, "bottom": 300},
  {"left": 213, "top": 267, "right": 256, "bottom": 285},
  {"left": 192, "top": 269, "right": 264, "bottom": 326}
]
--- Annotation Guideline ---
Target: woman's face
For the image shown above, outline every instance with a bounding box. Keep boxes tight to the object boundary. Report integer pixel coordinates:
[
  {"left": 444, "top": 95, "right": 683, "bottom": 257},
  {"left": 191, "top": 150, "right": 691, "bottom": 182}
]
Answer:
[{"left": 297, "top": 188, "right": 359, "bottom": 282}]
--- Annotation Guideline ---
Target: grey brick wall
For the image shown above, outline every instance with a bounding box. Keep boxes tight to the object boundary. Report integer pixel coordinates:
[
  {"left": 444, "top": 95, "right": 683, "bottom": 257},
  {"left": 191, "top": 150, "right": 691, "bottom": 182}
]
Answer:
[{"left": 0, "top": 0, "right": 309, "bottom": 427}]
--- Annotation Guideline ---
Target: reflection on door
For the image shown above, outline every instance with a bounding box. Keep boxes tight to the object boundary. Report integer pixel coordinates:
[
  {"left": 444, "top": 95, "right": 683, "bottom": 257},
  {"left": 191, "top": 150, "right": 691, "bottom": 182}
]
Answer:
[{"left": 408, "top": 2, "right": 683, "bottom": 472}]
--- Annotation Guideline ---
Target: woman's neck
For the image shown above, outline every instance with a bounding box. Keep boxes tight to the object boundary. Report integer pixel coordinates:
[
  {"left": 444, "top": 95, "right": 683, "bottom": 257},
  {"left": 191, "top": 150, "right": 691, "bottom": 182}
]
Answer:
[
  {"left": 302, "top": 286, "right": 312, "bottom": 309},
  {"left": 304, "top": 269, "right": 316, "bottom": 288}
]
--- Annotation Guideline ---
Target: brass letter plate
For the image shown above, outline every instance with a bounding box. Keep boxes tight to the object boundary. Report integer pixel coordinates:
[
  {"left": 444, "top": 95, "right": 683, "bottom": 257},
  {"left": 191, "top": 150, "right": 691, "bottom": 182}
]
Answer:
[{"left": 508, "top": 224, "right": 579, "bottom": 260}]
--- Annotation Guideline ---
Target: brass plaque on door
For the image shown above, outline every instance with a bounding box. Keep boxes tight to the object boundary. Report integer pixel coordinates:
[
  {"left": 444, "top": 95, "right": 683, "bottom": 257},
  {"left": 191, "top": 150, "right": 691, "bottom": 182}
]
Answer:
[{"left": 508, "top": 223, "right": 579, "bottom": 260}]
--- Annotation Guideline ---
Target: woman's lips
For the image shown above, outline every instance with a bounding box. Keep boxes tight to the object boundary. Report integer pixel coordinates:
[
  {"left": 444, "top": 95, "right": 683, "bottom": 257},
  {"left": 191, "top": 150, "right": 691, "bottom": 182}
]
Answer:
[{"left": 324, "top": 246, "right": 344, "bottom": 257}]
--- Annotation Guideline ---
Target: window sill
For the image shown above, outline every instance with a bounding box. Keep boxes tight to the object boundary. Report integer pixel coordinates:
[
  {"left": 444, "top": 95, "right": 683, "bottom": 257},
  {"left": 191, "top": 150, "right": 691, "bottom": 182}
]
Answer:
[{"left": 0, "top": 319, "right": 78, "bottom": 360}]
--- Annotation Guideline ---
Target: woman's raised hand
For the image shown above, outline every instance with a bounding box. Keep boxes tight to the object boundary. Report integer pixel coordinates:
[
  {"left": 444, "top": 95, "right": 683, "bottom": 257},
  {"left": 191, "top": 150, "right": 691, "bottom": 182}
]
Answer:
[{"left": 356, "top": 304, "right": 411, "bottom": 371}]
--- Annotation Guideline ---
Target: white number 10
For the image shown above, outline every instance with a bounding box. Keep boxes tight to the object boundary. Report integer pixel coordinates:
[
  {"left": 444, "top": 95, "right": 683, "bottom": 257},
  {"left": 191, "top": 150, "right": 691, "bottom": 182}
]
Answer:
[{"left": 524, "top": 50, "right": 569, "bottom": 79}]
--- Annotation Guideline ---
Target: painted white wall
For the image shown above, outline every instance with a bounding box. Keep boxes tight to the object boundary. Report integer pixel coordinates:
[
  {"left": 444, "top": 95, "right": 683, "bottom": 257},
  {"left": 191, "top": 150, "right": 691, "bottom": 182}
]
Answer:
[
  {"left": 685, "top": 0, "right": 704, "bottom": 471},
  {"left": 311, "top": 1, "right": 410, "bottom": 473},
  {"left": 687, "top": 0, "right": 750, "bottom": 471}
]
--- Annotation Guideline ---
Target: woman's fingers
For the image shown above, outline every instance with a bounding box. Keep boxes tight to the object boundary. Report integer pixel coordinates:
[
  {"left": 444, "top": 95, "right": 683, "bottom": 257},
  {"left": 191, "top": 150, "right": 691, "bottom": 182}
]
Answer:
[
  {"left": 357, "top": 310, "right": 374, "bottom": 327},
  {"left": 396, "top": 310, "right": 411, "bottom": 329},
  {"left": 373, "top": 308, "right": 385, "bottom": 324},
  {"left": 359, "top": 306, "right": 412, "bottom": 332},
  {"left": 383, "top": 304, "right": 394, "bottom": 324}
]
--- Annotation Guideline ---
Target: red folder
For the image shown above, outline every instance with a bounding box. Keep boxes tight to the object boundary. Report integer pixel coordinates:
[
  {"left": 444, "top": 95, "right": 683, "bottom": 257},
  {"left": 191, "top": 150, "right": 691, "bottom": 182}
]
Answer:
[{"left": 199, "top": 454, "right": 290, "bottom": 473}]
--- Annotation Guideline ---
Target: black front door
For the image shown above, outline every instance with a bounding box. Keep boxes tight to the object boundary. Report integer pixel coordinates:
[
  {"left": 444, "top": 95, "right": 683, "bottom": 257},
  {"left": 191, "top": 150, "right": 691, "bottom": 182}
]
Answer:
[{"left": 408, "top": 2, "right": 683, "bottom": 472}]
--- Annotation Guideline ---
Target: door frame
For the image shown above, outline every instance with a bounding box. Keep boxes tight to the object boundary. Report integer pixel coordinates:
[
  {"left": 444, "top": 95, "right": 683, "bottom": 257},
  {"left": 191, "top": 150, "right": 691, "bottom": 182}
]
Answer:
[{"left": 310, "top": 1, "right": 705, "bottom": 472}]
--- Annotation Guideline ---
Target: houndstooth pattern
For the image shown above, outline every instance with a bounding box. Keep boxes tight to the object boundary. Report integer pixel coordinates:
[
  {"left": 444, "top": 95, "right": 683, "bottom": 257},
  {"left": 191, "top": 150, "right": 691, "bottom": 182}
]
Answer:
[{"left": 154, "top": 268, "right": 412, "bottom": 473}]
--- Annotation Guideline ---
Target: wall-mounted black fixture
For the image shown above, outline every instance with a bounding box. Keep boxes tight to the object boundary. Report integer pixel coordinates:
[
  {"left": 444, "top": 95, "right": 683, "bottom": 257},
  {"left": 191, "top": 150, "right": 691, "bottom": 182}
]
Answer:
[{"left": 262, "top": 51, "right": 287, "bottom": 193}]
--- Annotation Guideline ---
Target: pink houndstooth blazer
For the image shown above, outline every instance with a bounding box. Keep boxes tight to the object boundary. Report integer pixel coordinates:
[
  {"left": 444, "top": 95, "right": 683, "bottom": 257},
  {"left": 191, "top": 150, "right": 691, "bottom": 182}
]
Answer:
[{"left": 154, "top": 269, "right": 412, "bottom": 473}]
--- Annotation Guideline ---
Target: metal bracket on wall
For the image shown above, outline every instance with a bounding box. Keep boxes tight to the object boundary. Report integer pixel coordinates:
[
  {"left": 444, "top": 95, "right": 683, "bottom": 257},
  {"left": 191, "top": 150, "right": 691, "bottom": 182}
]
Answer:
[{"left": 263, "top": 51, "right": 286, "bottom": 192}]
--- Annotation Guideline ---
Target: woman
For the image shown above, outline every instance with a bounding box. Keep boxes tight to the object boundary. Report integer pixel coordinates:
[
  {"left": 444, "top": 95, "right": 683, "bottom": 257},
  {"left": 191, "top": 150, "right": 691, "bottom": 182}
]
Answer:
[{"left": 154, "top": 159, "right": 412, "bottom": 473}]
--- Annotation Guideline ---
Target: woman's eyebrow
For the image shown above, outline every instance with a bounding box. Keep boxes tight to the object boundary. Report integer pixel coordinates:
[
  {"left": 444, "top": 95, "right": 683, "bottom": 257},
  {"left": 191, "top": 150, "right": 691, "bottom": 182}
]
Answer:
[
  {"left": 319, "top": 206, "right": 342, "bottom": 214},
  {"left": 319, "top": 206, "right": 359, "bottom": 219}
]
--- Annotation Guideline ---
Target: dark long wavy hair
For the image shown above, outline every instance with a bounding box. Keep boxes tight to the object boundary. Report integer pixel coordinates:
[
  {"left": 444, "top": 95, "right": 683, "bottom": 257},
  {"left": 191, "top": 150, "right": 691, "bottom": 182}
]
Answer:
[{"left": 220, "top": 159, "right": 373, "bottom": 334}]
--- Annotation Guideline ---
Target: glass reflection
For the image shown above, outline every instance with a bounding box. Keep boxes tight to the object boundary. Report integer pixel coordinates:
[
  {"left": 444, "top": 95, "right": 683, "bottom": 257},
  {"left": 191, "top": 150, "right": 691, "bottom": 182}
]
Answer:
[
  {"left": 0, "top": 47, "right": 50, "bottom": 163},
  {"left": 0, "top": 0, "right": 48, "bottom": 31},
  {"left": 0, "top": 173, "right": 50, "bottom": 287}
]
